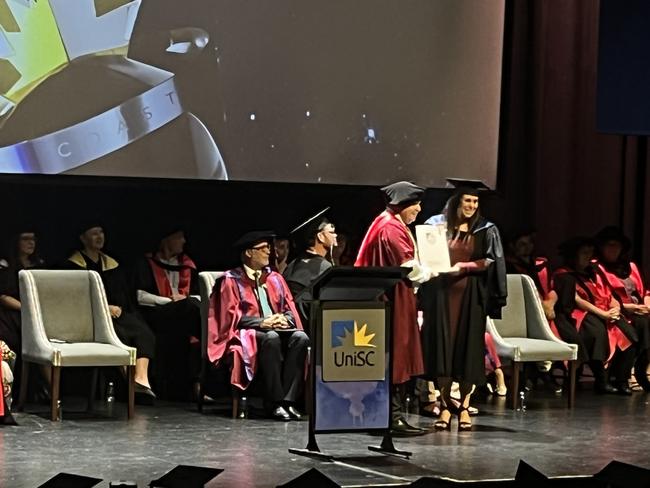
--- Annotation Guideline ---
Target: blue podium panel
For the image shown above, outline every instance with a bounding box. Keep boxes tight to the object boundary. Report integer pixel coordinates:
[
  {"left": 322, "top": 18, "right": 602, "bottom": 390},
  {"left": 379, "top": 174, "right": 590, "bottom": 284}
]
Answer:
[{"left": 314, "top": 304, "right": 390, "bottom": 433}]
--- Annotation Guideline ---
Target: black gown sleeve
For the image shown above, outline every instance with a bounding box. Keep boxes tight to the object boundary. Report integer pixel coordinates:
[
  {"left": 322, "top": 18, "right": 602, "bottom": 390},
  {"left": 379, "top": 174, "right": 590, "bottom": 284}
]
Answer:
[{"left": 485, "top": 226, "right": 508, "bottom": 319}]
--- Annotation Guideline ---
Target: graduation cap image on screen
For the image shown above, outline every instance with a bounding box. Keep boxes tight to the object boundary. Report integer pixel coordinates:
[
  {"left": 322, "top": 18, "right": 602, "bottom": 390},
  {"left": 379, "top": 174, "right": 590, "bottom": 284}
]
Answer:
[
  {"left": 149, "top": 465, "right": 223, "bottom": 488},
  {"left": 444, "top": 177, "right": 492, "bottom": 192},
  {"left": 36, "top": 472, "right": 103, "bottom": 488}
]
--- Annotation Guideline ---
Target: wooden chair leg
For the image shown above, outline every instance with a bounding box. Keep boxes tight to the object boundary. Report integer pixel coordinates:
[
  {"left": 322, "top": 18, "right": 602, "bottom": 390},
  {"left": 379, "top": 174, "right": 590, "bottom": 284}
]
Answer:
[
  {"left": 231, "top": 387, "right": 239, "bottom": 419},
  {"left": 87, "top": 368, "right": 98, "bottom": 413},
  {"left": 568, "top": 360, "right": 577, "bottom": 408},
  {"left": 50, "top": 366, "right": 61, "bottom": 421},
  {"left": 127, "top": 365, "right": 135, "bottom": 420},
  {"left": 511, "top": 361, "right": 520, "bottom": 410},
  {"left": 17, "top": 360, "right": 30, "bottom": 411}
]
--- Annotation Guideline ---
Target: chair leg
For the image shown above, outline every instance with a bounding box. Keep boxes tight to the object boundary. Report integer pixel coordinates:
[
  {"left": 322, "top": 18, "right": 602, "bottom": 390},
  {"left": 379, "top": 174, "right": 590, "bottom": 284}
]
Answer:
[
  {"left": 127, "top": 365, "right": 135, "bottom": 420},
  {"left": 231, "top": 387, "right": 239, "bottom": 419},
  {"left": 87, "top": 368, "right": 98, "bottom": 413},
  {"left": 50, "top": 366, "right": 61, "bottom": 421},
  {"left": 568, "top": 360, "right": 577, "bottom": 408},
  {"left": 17, "top": 361, "right": 30, "bottom": 411},
  {"left": 511, "top": 361, "right": 520, "bottom": 410}
]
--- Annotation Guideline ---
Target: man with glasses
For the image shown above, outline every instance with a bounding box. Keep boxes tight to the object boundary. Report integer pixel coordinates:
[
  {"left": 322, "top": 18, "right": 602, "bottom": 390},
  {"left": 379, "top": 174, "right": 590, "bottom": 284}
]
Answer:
[
  {"left": 283, "top": 208, "right": 337, "bottom": 329},
  {"left": 207, "top": 231, "right": 309, "bottom": 421}
]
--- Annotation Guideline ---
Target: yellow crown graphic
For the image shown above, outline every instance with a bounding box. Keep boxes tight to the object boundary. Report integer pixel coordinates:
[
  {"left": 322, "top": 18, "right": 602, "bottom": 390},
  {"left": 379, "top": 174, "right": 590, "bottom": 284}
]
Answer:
[
  {"left": 0, "top": 0, "right": 139, "bottom": 109},
  {"left": 336, "top": 322, "right": 376, "bottom": 348}
]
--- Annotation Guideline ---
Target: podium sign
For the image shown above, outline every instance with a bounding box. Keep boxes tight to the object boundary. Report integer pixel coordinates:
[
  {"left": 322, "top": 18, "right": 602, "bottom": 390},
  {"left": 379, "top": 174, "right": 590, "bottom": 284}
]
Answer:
[
  {"left": 322, "top": 308, "right": 385, "bottom": 382},
  {"left": 314, "top": 302, "right": 390, "bottom": 433}
]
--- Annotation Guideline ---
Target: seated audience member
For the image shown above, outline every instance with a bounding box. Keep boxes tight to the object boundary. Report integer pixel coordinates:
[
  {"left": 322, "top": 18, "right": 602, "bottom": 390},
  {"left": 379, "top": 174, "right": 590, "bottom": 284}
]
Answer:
[
  {"left": 273, "top": 237, "right": 290, "bottom": 274},
  {"left": 133, "top": 227, "right": 201, "bottom": 400},
  {"left": 553, "top": 237, "right": 637, "bottom": 395},
  {"left": 0, "top": 228, "right": 44, "bottom": 353},
  {"left": 67, "top": 224, "right": 156, "bottom": 402},
  {"left": 506, "top": 230, "right": 562, "bottom": 392},
  {"left": 283, "top": 208, "right": 337, "bottom": 329},
  {"left": 207, "top": 231, "right": 309, "bottom": 421},
  {"left": 0, "top": 340, "right": 16, "bottom": 425},
  {"left": 506, "top": 230, "right": 558, "bottom": 325},
  {"left": 595, "top": 226, "right": 650, "bottom": 392}
]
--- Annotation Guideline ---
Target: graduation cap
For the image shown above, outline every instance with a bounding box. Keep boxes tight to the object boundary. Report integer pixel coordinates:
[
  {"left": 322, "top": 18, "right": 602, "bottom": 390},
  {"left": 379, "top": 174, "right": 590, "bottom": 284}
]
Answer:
[
  {"left": 289, "top": 207, "right": 332, "bottom": 247},
  {"left": 36, "top": 472, "right": 102, "bottom": 488},
  {"left": 277, "top": 468, "right": 340, "bottom": 488},
  {"left": 594, "top": 460, "right": 650, "bottom": 488},
  {"left": 149, "top": 465, "right": 223, "bottom": 488},
  {"left": 381, "top": 181, "right": 425, "bottom": 205},
  {"left": 594, "top": 226, "right": 632, "bottom": 252},
  {"left": 558, "top": 236, "right": 595, "bottom": 258},
  {"left": 444, "top": 177, "right": 492, "bottom": 193},
  {"left": 514, "top": 460, "right": 553, "bottom": 488},
  {"left": 77, "top": 219, "right": 104, "bottom": 236},
  {"left": 232, "top": 230, "right": 276, "bottom": 251}
]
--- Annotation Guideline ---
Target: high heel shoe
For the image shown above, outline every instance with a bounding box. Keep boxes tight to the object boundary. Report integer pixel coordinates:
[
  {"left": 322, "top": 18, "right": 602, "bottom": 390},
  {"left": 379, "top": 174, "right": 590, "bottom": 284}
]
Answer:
[
  {"left": 434, "top": 408, "right": 452, "bottom": 431},
  {"left": 457, "top": 406, "right": 472, "bottom": 432}
]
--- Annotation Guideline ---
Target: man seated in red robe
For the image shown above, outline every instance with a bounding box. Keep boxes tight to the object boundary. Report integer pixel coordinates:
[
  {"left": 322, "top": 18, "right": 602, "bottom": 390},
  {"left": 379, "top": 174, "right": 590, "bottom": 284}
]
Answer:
[
  {"left": 207, "top": 231, "right": 309, "bottom": 421},
  {"left": 355, "top": 181, "right": 433, "bottom": 435}
]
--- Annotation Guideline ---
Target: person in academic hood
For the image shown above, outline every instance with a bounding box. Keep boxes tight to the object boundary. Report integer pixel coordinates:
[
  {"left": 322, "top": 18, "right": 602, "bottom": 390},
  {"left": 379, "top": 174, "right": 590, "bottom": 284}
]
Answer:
[
  {"left": 355, "top": 181, "right": 434, "bottom": 436},
  {"left": 207, "top": 231, "right": 309, "bottom": 421},
  {"left": 66, "top": 223, "right": 156, "bottom": 402},
  {"left": 419, "top": 181, "right": 507, "bottom": 431}
]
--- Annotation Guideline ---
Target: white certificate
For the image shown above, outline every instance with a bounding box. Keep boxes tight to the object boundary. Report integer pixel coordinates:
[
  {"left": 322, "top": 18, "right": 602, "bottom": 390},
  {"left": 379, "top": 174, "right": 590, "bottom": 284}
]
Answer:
[{"left": 416, "top": 224, "right": 453, "bottom": 274}]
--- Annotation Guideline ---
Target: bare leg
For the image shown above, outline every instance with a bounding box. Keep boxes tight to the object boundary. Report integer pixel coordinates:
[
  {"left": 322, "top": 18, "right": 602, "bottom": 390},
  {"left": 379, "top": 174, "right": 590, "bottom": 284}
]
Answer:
[
  {"left": 457, "top": 381, "right": 474, "bottom": 429},
  {"left": 494, "top": 368, "right": 507, "bottom": 396},
  {"left": 434, "top": 377, "right": 453, "bottom": 429},
  {"left": 135, "top": 358, "right": 151, "bottom": 388}
]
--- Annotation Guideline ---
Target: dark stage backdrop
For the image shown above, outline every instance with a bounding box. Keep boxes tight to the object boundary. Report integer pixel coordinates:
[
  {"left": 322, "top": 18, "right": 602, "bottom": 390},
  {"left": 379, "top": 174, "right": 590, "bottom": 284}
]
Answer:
[
  {"left": 0, "top": 0, "right": 505, "bottom": 188},
  {"left": 0, "top": 0, "right": 649, "bottom": 279}
]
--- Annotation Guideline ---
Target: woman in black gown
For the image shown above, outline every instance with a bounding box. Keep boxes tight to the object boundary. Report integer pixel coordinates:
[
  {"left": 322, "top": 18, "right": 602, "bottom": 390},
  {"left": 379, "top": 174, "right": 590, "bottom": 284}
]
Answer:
[{"left": 420, "top": 188, "right": 507, "bottom": 431}]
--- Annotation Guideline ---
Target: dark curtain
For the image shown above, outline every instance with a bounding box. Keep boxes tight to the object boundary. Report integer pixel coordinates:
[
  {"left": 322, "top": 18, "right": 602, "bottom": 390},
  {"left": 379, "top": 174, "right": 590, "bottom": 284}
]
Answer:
[{"left": 498, "top": 0, "right": 650, "bottom": 273}]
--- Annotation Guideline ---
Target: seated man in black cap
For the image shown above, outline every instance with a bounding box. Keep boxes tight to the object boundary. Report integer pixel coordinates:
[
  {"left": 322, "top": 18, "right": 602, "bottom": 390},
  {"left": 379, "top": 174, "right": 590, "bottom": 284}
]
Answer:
[
  {"left": 133, "top": 227, "right": 201, "bottom": 400},
  {"left": 67, "top": 224, "right": 156, "bottom": 402},
  {"left": 283, "top": 208, "right": 338, "bottom": 329},
  {"left": 207, "top": 231, "right": 309, "bottom": 420}
]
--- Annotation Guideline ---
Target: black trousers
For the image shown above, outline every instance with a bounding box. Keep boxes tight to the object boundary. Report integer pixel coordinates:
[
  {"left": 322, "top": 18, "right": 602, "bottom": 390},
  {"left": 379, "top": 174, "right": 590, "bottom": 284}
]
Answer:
[
  {"left": 255, "top": 330, "right": 309, "bottom": 406},
  {"left": 113, "top": 312, "right": 156, "bottom": 359}
]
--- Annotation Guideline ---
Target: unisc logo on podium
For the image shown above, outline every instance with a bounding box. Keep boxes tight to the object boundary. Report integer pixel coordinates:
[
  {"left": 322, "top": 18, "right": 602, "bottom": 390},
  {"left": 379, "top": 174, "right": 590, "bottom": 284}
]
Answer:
[{"left": 322, "top": 310, "right": 386, "bottom": 382}]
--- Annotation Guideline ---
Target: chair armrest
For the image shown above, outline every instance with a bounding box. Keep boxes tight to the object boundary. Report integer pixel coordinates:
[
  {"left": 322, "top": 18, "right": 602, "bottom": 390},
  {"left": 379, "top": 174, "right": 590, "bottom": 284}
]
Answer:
[
  {"left": 19, "top": 270, "right": 56, "bottom": 364},
  {"left": 486, "top": 317, "right": 517, "bottom": 359},
  {"left": 88, "top": 271, "right": 130, "bottom": 349},
  {"left": 521, "top": 275, "right": 570, "bottom": 345}
]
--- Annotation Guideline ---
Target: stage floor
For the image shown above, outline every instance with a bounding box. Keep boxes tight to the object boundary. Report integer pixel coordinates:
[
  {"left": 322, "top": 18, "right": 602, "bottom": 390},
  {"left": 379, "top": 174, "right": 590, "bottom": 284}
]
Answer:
[{"left": 2, "top": 387, "right": 650, "bottom": 487}]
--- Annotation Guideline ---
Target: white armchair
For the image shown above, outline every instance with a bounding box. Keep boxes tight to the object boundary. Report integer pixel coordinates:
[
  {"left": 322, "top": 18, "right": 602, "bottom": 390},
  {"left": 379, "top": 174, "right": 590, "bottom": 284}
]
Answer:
[
  {"left": 18, "top": 269, "right": 136, "bottom": 420},
  {"left": 487, "top": 274, "right": 579, "bottom": 409},
  {"left": 197, "top": 271, "right": 226, "bottom": 414}
]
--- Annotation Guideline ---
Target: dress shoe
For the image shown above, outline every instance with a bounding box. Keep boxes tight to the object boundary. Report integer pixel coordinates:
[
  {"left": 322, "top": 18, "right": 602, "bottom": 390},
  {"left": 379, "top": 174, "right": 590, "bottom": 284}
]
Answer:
[
  {"left": 270, "top": 406, "right": 291, "bottom": 421},
  {"left": 594, "top": 382, "right": 618, "bottom": 395},
  {"left": 390, "top": 417, "right": 426, "bottom": 436},
  {"left": 286, "top": 406, "right": 303, "bottom": 420},
  {"left": 615, "top": 382, "right": 633, "bottom": 396},
  {"left": 135, "top": 383, "right": 156, "bottom": 405}
]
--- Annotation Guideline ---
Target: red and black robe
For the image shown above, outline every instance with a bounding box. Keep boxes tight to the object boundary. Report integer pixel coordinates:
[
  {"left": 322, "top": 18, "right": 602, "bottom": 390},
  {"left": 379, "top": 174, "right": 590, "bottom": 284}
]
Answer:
[{"left": 354, "top": 210, "right": 424, "bottom": 385}]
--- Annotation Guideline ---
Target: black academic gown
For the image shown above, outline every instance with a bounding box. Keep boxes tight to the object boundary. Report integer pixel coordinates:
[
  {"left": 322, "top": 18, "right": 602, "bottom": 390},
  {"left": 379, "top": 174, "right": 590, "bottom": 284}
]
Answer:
[
  {"left": 419, "top": 218, "right": 507, "bottom": 386},
  {"left": 282, "top": 252, "right": 332, "bottom": 332},
  {"left": 66, "top": 252, "right": 155, "bottom": 359}
]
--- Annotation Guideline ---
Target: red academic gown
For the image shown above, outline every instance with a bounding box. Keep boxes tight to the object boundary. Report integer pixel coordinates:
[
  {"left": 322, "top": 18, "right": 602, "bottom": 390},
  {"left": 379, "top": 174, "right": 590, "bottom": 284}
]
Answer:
[
  {"left": 0, "top": 360, "right": 4, "bottom": 417},
  {"left": 207, "top": 267, "right": 303, "bottom": 389},
  {"left": 555, "top": 267, "right": 633, "bottom": 363},
  {"left": 597, "top": 262, "right": 649, "bottom": 305},
  {"left": 355, "top": 210, "right": 424, "bottom": 384}
]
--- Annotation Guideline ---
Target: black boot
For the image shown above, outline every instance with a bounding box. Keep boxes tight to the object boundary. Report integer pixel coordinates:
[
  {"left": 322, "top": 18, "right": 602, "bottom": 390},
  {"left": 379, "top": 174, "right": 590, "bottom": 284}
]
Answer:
[{"left": 591, "top": 361, "right": 618, "bottom": 394}]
